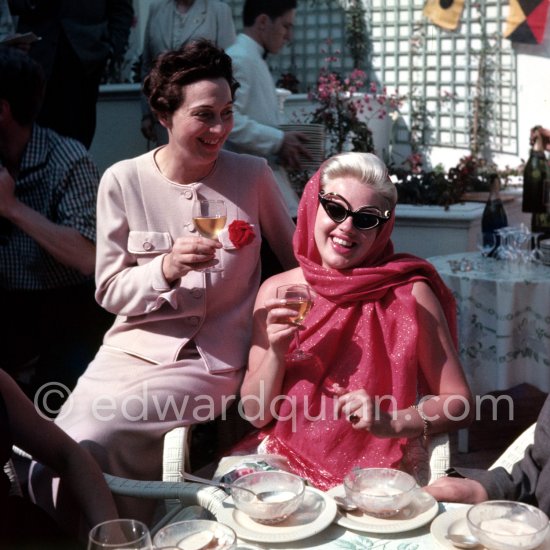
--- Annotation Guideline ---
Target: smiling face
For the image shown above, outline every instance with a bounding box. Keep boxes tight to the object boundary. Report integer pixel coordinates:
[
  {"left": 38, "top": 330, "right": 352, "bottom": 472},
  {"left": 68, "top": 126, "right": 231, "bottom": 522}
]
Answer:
[
  {"left": 160, "top": 77, "right": 233, "bottom": 176},
  {"left": 314, "top": 176, "right": 389, "bottom": 270}
]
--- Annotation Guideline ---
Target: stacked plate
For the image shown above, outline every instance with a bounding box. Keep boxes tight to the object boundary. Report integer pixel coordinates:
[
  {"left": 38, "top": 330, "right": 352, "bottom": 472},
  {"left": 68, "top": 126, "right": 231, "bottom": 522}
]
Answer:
[
  {"left": 279, "top": 123, "right": 326, "bottom": 172},
  {"left": 540, "top": 238, "right": 550, "bottom": 265}
]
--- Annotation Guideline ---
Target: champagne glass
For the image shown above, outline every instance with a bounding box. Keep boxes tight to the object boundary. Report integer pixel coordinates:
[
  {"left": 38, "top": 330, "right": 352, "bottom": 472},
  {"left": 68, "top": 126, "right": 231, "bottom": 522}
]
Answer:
[
  {"left": 192, "top": 199, "right": 226, "bottom": 273},
  {"left": 529, "top": 231, "right": 545, "bottom": 264},
  {"left": 276, "top": 284, "right": 314, "bottom": 361},
  {"left": 88, "top": 519, "right": 152, "bottom": 550},
  {"left": 476, "top": 232, "right": 496, "bottom": 258}
]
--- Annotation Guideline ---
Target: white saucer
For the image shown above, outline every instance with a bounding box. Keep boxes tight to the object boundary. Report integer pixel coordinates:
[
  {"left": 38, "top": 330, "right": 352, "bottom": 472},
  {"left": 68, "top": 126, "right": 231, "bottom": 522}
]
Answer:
[
  {"left": 215, "top": 487, "right": 337, "bottom": 543},
  {"left": 430, "top": 505, "right": 550, "bottom": 549},
  {"left": 326, "top": 484, "right": 439, "bottom": 534}
]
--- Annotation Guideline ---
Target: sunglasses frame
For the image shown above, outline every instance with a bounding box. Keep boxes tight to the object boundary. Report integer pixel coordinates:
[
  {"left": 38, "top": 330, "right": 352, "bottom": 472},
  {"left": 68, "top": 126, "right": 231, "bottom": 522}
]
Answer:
[{"left": 318, "top": 192, "right": 392, "bottom": 231}]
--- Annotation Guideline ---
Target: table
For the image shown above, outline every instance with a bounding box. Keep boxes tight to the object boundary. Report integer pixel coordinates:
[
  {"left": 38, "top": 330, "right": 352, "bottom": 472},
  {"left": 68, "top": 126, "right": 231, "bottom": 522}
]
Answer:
[
  {"left": 260, "top": 520, "right": 436, "bottom": 548},
  {"left": 428, "top": 252, "right": 550, "bottom": 397}
]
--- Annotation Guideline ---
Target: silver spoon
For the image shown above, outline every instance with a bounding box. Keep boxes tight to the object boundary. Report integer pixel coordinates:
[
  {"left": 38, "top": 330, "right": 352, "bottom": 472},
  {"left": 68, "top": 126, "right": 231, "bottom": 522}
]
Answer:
[
  {"left": 446, "top": 517, "right": 480, "bottom": 548},
  {"left": 179, "top": 471, "right": 288, "bottom": 502}
]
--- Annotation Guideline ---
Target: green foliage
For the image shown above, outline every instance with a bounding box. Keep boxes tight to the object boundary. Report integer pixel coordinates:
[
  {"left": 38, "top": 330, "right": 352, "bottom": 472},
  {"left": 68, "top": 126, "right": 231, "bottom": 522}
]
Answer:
[{"left": 345, "top": 0, "right": 369, "bottom": 68}]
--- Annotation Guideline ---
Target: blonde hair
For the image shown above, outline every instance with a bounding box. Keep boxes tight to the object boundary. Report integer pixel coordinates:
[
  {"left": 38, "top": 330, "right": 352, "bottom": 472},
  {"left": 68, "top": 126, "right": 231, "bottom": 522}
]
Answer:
[{"left": 321, "top": 152, "right": 397, "bottom": 209}]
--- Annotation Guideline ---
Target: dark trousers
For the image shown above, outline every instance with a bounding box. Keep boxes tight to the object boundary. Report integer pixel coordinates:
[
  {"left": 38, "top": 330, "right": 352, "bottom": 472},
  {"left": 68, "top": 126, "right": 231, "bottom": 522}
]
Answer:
[{"left": 0, "top": 282, "right": 113, "bottom": 414}]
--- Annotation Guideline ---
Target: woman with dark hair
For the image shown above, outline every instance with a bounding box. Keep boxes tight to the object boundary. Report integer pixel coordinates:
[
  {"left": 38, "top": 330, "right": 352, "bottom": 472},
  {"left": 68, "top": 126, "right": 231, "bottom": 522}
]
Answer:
[
  {"left": 140, "top": 0, "right": 236, "bottom": 145},
  {"left": 33, "top": 39, "right": 296, "bottom": 523}
]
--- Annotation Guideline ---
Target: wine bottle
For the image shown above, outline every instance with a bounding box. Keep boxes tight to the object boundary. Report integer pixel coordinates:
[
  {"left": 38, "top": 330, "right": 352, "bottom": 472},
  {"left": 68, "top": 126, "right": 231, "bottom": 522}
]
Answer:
[
  {"left": 531, "top": 180, "right": 550, "bottom": 238},
  {"left": 481, "top": 173, "right": 508, "bottom": 257},
  {"left": 522, "top": 126, "right": 548, "bottom": 213}
]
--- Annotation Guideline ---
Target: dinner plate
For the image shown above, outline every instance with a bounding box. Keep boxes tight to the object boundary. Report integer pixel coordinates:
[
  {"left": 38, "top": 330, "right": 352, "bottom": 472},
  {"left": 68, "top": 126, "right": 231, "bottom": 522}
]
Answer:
[
  {"left": 430, "top": 504, "right": 550, "bottom": 549},
  {"left": 215, "top": 487, "right": 337, "bottom": 543},
  {"left": 326, "top": 484, "right": 439, "bottom": 534}
]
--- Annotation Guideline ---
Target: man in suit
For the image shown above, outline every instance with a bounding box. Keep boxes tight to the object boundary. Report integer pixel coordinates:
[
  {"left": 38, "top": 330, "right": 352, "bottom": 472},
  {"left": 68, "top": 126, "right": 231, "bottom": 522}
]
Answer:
[
  {"left": 425, "top": 395, "right": 550, "bottom": 515},
  {"left": 8, "top": 0, "right": 133, "bottom": 149}
]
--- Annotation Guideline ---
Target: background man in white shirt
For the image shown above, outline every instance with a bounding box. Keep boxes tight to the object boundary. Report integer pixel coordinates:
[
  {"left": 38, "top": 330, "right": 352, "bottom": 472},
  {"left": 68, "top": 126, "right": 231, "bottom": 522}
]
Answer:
[{"left": 226, "top": 0, "right": 309, "bottom": 221}]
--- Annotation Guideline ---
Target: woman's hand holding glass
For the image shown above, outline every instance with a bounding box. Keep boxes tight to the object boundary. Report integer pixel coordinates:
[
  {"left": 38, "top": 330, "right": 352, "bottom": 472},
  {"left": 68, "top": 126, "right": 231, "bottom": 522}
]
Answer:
[
  {"left": 262, "top": 296, "right": 307, "bottom": 359},
  {"left": 192, "top": 199, "right": 226, "bottom": 272},
  {"left": 275, "top": 284, "right": 315, "bottom": 361},
  {"left": 162, "top": 235, "right": 222, "bottom": 282}
]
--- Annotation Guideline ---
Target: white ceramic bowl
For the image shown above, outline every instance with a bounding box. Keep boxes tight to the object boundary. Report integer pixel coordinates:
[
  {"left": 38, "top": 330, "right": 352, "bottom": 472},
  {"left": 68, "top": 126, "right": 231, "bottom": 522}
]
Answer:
[
  {"left": 343, "top": 468, "right": 417, "bottom": 518},
  {"left": 152, "top": 519, "right": 236, "bottom": 550},
  {"left": 231, "top": 470, "right": 305, "bottom": 525},
  {"left": 466, "top": 500, "right": 549, "bottom": 550}
]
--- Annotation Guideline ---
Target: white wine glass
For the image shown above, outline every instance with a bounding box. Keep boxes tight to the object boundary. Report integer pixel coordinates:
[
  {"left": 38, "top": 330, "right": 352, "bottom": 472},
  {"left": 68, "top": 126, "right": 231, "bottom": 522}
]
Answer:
[
  {"left": 88, "top": 519, "right": 152, "bottom": 550},
  {"left": 192, "top": 199, "right": 226, "bottom": 273},
  {"left": 276, "top": 284, "right": 314, "bottom": 362}
]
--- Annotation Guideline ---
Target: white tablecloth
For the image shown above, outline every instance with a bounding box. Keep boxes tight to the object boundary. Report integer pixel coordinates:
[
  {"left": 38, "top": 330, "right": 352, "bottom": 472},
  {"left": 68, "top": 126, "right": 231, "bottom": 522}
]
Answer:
[{"left": 428, "top": 252, "right": 550, "bottom": 396}]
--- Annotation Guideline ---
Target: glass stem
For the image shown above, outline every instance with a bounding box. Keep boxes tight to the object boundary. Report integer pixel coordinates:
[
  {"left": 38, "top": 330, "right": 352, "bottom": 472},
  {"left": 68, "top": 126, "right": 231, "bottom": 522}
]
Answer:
[{"left": 294, "top": 328, "right": 301, "bottom": 352}]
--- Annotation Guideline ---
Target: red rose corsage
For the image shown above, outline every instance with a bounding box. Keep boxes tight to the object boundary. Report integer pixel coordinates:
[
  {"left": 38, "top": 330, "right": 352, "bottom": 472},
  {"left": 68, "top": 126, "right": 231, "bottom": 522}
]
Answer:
[{"left": 228, "top": 220, "right": 255, "bottom": 249}]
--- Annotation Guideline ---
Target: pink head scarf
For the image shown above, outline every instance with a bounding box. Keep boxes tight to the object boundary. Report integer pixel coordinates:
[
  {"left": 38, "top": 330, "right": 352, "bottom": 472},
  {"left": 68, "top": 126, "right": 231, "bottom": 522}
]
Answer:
[{"left": 263, "top": 160, "right": 457, "bottom": 490}]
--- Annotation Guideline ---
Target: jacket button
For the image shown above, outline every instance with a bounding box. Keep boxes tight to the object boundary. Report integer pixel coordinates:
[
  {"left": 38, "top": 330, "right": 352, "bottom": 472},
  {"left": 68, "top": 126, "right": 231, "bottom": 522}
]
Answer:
[
  {"left": 143, "top": 241, "right": 153, "bottom": 251},
  {"left": 191, "top": 288, "right": 203, "bottom": 299},
  {"left": 188, "top": 316, "right": 200, "bottom": 326}
]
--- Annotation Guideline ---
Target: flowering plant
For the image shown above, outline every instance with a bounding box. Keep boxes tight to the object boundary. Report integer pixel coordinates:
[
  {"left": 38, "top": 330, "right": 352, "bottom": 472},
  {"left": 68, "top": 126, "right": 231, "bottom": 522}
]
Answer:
[
  {"left": 391, "top": 155, "right": 522, "bottom": 209},
  {"left": 228, "top": 220, "right": 255, "bottom": 249},
  {"left": 302, "top": 42, "right": 403, "bottom": 157}
]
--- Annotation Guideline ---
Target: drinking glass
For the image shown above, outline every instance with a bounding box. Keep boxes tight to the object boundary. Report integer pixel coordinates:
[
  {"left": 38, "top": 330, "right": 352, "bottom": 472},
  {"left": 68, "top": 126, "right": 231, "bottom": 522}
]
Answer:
[
  {"left": 192, "top": 199, "right": 226, "bottom": 273},
  {"left": 276, "top": 284, "right": 314, "bottom": 361},
  {"left": 88, "top": 519, "right": 152, "bottom": 550},
  {"left": 153, "top": 519, "right": 237, "bottom": 549},
  {"left": 476, "top": 232, "right": 496, "bottom": 257},
  {"left": 494, "top": 228, "right": 516, "bottom": 262}
]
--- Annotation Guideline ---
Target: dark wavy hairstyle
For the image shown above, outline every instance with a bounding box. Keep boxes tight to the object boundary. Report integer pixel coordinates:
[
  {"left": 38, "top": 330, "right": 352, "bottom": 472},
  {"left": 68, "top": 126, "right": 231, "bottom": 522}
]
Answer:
[
  {"left": 0, "top": 46, "right": 45, "bottom": 126},
  {"left": 243, "top": 0, "right": 297, "bottom": 26},
  {"left": 143, "top": 39, "right": 239, "bottom": 119}
]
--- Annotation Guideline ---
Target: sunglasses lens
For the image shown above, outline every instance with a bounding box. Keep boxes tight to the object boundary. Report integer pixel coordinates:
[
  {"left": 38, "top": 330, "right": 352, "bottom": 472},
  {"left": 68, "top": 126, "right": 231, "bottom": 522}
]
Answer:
[
  {"left": 324, "top": 201, "right": 347, "bottom": 222},
  {"left": 354, "top": 213, "right": 380, "bottom": 230},
  {"left": 320, "top": 194, "right": 389, "bottom": 230}
]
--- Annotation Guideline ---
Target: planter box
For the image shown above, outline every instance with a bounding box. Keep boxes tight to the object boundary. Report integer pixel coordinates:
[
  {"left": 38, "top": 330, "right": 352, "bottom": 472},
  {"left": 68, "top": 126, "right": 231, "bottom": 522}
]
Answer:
[{"left": 392, "top": 195, "right": 531, "bottom": 258}]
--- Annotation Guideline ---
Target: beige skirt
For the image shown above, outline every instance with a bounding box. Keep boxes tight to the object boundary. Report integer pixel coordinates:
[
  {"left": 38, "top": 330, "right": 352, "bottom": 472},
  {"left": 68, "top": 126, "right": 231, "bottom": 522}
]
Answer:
[{"left": 32, "top": 344, "right": 243, "bottom": 524}]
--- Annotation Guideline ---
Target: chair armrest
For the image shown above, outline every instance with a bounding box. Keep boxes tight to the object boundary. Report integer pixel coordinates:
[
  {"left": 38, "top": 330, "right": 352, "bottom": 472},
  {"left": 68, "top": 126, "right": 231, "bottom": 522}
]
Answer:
[
  {"left": 4, "top": 458, "right": 23, "bottom": 497},
  {"left": 104, "top": 474, "right": 227, "bottom": 516},
  {"left": 428, "top": 432, "right": 450, "bottom": 484},
  {"left": 163, "top": 426, "right": 190, "bottom": 482}
]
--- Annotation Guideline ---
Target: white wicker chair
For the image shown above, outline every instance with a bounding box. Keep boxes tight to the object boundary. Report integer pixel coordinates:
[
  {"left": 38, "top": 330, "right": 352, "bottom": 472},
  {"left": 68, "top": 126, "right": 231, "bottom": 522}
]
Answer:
[
  {"left": 3, "top": 458, "right": 23, "bottom": 497},
  {"left": 489, "top": 423, "right": 536, "bottom": 473},
  {"left": 104, "top": 474, "right": 227, "bottom": 534},
  {"left": 427, "top": 432, "right": 451, "bottom": 483}
]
